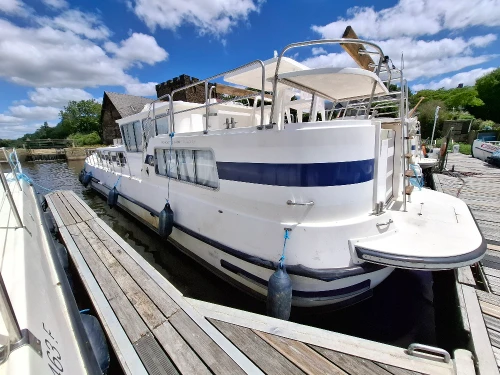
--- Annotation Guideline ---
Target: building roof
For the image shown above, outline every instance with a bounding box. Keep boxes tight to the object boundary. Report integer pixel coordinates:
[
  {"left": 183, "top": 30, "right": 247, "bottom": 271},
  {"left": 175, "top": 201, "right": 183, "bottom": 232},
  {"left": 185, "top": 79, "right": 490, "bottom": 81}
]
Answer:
[{"left": 104, "top": 91, "right": 154, "bottom": 118}]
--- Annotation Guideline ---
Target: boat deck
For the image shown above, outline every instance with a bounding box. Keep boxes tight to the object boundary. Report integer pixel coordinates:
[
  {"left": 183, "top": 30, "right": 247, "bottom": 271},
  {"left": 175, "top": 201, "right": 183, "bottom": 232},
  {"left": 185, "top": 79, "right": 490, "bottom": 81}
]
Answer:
[
  {"left": 433, "top": 153, "right": 500, "bottom": 375},
  {"left": 45, "top": 189, "right": 470, "bottom": 375}
]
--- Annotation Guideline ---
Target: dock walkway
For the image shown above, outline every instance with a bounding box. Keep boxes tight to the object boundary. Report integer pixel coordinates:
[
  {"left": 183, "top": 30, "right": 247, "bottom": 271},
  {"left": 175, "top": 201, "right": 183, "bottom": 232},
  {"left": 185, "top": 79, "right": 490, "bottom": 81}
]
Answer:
[
  {"left": 434, "top": 153, "right": 500, "bottom": 375},
  {"left": 46, "top": 190, "right": 470, "bottom": 375}
]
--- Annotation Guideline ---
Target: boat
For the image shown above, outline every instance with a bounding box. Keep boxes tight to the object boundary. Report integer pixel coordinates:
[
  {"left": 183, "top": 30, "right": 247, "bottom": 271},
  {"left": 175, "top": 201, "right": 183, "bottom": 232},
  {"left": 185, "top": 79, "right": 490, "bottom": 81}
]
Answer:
[
  {"left": 0, "top": 150, "right": 106, "bottom": 374},
  {"left": 83, "top": 38, "right": 486, "bottom": 309},
  {"left": 472, "top": 139, "right": 500, "bottom": 162}
]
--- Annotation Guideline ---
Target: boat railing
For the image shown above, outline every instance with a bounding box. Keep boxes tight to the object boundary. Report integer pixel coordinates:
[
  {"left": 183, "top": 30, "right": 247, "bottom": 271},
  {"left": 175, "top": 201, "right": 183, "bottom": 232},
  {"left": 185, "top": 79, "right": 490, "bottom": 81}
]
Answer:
[
  {"left": 270, "top": 39, "right": 392, "bottom": 122},
  {"left": 147, "top": 60, "right": 267, "bottom": 136}
]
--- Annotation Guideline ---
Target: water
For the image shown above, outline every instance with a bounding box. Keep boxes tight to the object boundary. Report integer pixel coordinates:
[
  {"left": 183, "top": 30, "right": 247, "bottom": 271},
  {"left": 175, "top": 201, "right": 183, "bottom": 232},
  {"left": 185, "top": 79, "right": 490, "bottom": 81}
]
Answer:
[{"left": 22, "top": 160, "right": 455, "bottom": 349}]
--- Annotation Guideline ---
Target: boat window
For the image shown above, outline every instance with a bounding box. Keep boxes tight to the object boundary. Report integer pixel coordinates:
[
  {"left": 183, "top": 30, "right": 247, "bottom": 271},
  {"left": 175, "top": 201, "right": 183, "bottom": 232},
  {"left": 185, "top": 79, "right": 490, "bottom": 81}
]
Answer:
[
  {"left": 177, "top": 149, "right": 196, "bottom": 183},
  {"left": 195, "top": 150, "right": 218, "bottom": 188},
  {"left": 133, "top": 121, "right": 143, "bottom": 152},
  {"left": 155, "top": 148, "right": 218, "bottom": 189},
  {"left": 122, "top": 123, "right": 137, "bottom": 152},
  {"left": 142, "top": 118, "right": 155, "bottom": 144},
  {"left": 118, "top": 152, "right": 127, "bottom": 166},
  {"left": 156, "top": 113, "right": 169, "bottom": 135}
]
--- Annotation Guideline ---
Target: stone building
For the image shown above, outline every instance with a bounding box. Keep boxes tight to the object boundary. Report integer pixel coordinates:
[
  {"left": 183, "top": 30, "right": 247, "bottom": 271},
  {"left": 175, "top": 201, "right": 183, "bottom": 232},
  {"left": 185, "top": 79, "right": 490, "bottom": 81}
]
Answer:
[{"left": 100, "top": 92, "right": 153, "bottom": 144}]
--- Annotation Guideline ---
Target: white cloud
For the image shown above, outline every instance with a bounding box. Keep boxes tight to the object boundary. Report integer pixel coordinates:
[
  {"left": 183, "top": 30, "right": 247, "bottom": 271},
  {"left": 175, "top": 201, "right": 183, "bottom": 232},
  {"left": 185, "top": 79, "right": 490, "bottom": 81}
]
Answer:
[
  {"left": 0, "top": 114, "right": 24, "bottom": 124},
  {"left": 104, "top": 33, "right": 168, "bottom": 67},
  {"left": 124, "top": 82, "right": 158, "bottom": 96},
  {"left": 0, "top": 19, "right": 166, "bottom": 88},
  {"left": 28, "top": 88, "right": 94, "bottom": 107},
  {"left": 302, "top": 51, "right": 358, "bottom": 69},
  {"left": 312, "top": 0, "right": 500, "bottom": 40},
  {"left": 129, "top": 0, "right": 262, "bottom": 36},
  {"left": 7, "top": 105, "right": 60, "bottom": 121},
  {"left": 311, "top": 47, "right": 327, "bottom": 56},
  {"left": 41, "top": 0, "right": 68, "bottom": 9},
  {"left": 0, "top": 0, "right": 25, "bottom": 15},
  {"left": 41, "top": 10, "right": 111, "bottom": 40},
  {"left": 412, "top": 67, "right": 496, "bottom": 91}
]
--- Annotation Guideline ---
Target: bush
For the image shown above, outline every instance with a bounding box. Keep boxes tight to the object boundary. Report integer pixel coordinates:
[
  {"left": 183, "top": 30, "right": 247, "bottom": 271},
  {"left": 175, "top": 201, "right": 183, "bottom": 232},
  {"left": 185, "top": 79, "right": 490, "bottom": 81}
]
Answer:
[{"left": 68, "top": 132, "right": 102, "bottom": 146}]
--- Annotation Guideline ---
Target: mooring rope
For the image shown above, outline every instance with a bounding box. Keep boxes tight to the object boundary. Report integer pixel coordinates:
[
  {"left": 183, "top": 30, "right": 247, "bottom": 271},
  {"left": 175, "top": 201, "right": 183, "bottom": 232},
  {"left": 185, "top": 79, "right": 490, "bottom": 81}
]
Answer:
[{"left": 279, "top": 229, "right": 290, "bottom": 269}]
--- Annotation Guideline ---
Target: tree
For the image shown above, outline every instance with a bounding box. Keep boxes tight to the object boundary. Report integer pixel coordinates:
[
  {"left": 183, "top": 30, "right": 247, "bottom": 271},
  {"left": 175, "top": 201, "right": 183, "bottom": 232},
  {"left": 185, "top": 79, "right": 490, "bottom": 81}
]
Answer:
[
  {"left": 471, "top": 68, "right": 500, "bottom": 123},
  {"left": 59, "top": 99, "right": 102, "bottom": 136},
  {"left": 415, "top": 100, "right": 450, "bottom": 139}
]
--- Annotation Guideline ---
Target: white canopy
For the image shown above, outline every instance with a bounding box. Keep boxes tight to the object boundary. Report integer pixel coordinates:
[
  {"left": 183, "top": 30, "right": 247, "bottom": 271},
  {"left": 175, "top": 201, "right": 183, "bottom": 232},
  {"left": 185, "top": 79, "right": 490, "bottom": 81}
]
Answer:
[
  {"left": 276, "top": 67, "right": 389, "bottom": 101},
  {"left": 224, "top": 57, "right": 309, "bottom": 91}
]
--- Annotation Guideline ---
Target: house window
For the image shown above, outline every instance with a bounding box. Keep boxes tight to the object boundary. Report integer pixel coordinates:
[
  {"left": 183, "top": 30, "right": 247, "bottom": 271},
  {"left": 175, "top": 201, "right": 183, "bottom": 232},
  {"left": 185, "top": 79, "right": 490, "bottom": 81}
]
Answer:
[{"left": 155, "top": 148, "right": 218, "bottom": 189}]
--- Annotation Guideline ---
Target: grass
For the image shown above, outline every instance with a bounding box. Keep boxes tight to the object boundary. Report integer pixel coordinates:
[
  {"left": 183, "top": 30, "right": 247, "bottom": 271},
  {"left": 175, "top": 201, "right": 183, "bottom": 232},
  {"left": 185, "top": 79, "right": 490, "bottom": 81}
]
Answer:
[{"left": 429, "top": 140, "right": 472, "bottom": 155}]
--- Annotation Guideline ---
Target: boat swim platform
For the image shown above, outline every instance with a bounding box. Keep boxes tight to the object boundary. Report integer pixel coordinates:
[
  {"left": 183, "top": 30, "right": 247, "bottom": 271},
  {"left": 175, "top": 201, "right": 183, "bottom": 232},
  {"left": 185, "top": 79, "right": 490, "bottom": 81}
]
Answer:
[
  {"left": 45, "top": 190, "right": 472, "bottom": 375},
  {"left": 433, "top": 153, "right": 500, "bottom": 375}
]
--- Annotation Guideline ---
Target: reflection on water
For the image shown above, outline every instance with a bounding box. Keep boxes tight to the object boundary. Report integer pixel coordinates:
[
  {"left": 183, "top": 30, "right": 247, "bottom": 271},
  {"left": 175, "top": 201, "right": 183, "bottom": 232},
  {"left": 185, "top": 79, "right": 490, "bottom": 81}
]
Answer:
[{"left": 22, "top": 160, "right": 441, "bottom": 348}]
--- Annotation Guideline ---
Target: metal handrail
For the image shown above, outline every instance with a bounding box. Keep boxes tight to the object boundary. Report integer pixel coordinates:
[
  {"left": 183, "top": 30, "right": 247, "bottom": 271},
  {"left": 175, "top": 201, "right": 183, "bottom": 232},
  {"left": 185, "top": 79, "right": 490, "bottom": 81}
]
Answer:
[
  {"left": 269, "top": 38, "right": 391, "bottom": 124},
  {"left": 0, "top": 159, "right": 23, "bottom": 228},
  {"left": 1, "top": 148, "right": 22, "bottom": 192},
  {"left": 148, "top": 60, "right": 266, "bottom": 135}
]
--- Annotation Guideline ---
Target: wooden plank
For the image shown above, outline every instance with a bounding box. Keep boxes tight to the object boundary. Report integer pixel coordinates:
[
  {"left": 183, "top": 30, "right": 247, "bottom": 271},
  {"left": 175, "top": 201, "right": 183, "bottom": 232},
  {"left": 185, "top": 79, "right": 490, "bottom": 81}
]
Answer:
[
  {"left": 47, "top": 192, "right": 76, "bottom": 225},
  {"left": 57, "top": 191, "right": 84, "bottom": 223},
  {"left": 58, "top": 225, "right": 148, "bottom": 375},
  {"left": 65, "top": 190, "right": 97, "bottom": 219},
  {"left": 210, "top": 319, "right": 305, "bottom": 375},
  {"left": 478, "top": 290, "right": 500, "bottom": 307},
  {"left": 188, "top": 298, "right": 454, "bottom": 375},
  {"left": 484, "top": 314, "right": 500, "bottom": 334},
  {"left": 456, "top": 282, "right": 471, "bottom": 333},
  {"left": 480, "top": 300, "right": 500, "bottom": 320},
  {"left": 92, "top": 217, "right": 263, "bottom": 375},
  {"left": 67, "top": 223, "right": 149, "bottom": 343},
  {"left": 153, "top": 320, "right": 211, "bottom": 375},
  {"left": 488, "top": 328, "right": 500, "bottom": 348},
  {"left": 462, "top": 285, "right": 500, "bottom": 375},
  {"left": 484, "top": 267, "right": 500, "bottom": 279},
  {"left": 169, "top": 310, "right": 245, "bottom": 375},
  {"left": 76, "top": 221, "right": 167, "bottom": 330},
  {"left": 375, "top": 363, "right": 423, "bottom": 375},
  {"left": 492, "top": 347, "right": 500, "bottom": 367},
  {"left": 253, "top": 330, "right": 347, "bottom": 375},
  {"left": 86, "top": 219, "right": 179, "bottom": 318},
  {"left": 310, "top": 345, "right": 393, "bottom": 375},
  {"left": 457, "top": 267, "right": 476, "bottom": 287},
  {"left": 62, "top": 191, "right": 93, "bottom": 221},
  {"left": 340, "top": 26, "right": 375, "bottom": 71}
]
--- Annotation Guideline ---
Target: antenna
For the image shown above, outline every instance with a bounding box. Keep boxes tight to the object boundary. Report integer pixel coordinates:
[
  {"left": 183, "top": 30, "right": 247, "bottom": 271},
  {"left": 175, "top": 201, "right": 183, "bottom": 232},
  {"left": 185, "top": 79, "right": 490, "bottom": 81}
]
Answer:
[{"left": 400, "top": 52, "right": 404, "bottom": 70}]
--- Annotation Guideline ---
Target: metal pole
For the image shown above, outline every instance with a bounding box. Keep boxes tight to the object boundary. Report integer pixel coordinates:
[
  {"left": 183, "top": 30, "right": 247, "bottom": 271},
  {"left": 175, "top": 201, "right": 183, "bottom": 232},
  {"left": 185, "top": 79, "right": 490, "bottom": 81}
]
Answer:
[
  {"left": 0, "top": 273, "right": 22, "bottom": 342},
  {"left": 1, "top": 148, "right": 22, "bottom": 192},
  {"left": 430, "top": 106, "right": 440, "bottom": 146},
  {"left": 400, "top": 72, "right": 407, "bottom": 212},
  {"left": 205, "top": 82, "right": 209, "bottom": 134},
  {"left": 0, "top": 163, "right": 23, "bottom": 228}
]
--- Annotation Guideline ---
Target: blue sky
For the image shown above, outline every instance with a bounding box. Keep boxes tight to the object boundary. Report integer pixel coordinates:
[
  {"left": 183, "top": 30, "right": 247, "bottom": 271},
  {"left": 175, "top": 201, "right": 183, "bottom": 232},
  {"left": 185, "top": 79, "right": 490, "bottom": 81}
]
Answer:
[{"left": 0, "top": 0, "right": 499, "bottom": 138}]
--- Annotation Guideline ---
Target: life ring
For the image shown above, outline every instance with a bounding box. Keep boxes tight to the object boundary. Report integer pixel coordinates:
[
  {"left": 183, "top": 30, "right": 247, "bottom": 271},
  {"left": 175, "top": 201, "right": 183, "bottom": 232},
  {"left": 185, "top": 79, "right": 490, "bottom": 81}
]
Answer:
[
  {"left": 440, "top": 141, "right": 447, "bottom": 157},
  {"left": 421, "top": 145, "right": 427, "bottom": 157}
]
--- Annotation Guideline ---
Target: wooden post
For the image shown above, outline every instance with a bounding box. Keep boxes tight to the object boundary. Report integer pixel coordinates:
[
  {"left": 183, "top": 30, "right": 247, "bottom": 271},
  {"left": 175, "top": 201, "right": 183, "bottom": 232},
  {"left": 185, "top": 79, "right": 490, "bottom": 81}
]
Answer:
[{"left": 341, "top": 26, "right": 375, "bottom": 71}]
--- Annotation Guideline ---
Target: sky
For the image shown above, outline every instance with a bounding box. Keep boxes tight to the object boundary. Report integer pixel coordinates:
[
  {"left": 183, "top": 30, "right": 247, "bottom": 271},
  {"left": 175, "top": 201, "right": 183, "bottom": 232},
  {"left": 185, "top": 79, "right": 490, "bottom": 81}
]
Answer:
[{"left": 0, "top": 0, "right": 499, "bottom": 139}]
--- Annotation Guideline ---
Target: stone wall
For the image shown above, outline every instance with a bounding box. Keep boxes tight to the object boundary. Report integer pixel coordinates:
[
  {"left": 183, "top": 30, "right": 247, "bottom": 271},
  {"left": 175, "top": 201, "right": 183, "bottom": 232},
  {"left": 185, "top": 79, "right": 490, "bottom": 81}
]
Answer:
[
  {"left": 101, "top": 96, "right": 123, "bottom": 145},
  {"left": 156, "top": 74, "right": 214, "bottom": 104}
]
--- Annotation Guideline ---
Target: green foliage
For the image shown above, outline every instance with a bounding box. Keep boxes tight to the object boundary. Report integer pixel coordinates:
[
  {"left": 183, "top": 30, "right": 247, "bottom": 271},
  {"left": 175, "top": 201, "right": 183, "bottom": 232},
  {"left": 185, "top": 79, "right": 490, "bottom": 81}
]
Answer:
[
  {"left": 471, "top": 68, "right": 500, "bottom": 123},
  {"left": 67, "top": 131, "right": 102, "bottom": 146},
  {"left": 59, "top": 99, "right": 102, "bottom": 136},
  {"left": 411, "top": 86, "right": 483, "bottom": 110},
  {"left": 415, "top": 100, "right": 450, "bottom": 139},
  {"left": 459, "top": 143, "right": 472, "bottom": 155}
]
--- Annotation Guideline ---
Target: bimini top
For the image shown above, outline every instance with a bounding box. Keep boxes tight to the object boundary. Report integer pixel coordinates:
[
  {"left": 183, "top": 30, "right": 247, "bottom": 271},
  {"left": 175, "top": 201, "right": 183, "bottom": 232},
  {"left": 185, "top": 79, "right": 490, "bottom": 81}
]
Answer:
[
  {"left": 276, "top": 67, "right": 389, "bottom": 101},
  {"left": 224, "top": 57, "right": 309, "bottom": 91}
]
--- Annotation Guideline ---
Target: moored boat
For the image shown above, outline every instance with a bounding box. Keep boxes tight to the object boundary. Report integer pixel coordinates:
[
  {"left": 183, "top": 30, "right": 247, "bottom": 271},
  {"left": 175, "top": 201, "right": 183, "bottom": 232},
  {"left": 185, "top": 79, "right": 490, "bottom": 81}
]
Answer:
[{"left": 83, "top": 38, "right": 486, "bottom": 309}]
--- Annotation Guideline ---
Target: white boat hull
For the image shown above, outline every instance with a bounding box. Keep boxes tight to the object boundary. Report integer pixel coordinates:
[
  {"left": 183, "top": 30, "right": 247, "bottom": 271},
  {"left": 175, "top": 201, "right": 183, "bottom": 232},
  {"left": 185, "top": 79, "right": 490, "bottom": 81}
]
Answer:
[{"left": 472, "top": 139, "right": 500, "bottom": 161}]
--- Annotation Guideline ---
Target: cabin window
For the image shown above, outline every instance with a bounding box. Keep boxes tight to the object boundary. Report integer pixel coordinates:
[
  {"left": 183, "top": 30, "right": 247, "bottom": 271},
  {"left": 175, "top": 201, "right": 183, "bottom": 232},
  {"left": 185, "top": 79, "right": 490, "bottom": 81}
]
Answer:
[
  {"left": 133, "top": 121, "right": 143, "bottom": 151},
  {"left": 156, "top": 113, "right": 169, "bottom": 135},
  {"left": 121, "top": 122, "right": 137, "bottom": 152},
  {"left": 155, "top": 148, "right": 218, "bottom": 189},
  {"left": 177, "top": 149, "right": 196, "bottom": 183},
  {"left": 142, "top": 118, "right": 155, "bottom": 144}
]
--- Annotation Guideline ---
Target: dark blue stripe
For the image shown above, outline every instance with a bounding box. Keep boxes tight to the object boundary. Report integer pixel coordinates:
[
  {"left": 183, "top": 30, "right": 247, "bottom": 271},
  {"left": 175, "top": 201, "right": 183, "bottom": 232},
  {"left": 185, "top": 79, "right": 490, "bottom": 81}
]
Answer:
[
  {"left": 220, "top": 259, "right": 371, "bottom": 299},
  {"left": 216, "top": 159, "right": 375, "bottom": 187},
  {"left": 474, "top": 147, "right": 494, "bottom": 154}
]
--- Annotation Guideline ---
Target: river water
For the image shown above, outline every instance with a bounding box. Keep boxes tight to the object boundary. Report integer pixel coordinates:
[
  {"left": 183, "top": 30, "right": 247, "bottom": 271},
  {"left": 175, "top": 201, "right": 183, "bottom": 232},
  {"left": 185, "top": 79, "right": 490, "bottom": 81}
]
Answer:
[{"left": 22, "top": 160, "right": 455, "bottom": 349}]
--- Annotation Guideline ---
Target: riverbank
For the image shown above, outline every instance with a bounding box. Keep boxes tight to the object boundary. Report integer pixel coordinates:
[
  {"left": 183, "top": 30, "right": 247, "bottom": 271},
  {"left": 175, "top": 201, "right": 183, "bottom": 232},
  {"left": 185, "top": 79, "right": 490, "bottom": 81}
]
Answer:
[{"left": 0, "top": 147, "right": 90, "bottom": 163}]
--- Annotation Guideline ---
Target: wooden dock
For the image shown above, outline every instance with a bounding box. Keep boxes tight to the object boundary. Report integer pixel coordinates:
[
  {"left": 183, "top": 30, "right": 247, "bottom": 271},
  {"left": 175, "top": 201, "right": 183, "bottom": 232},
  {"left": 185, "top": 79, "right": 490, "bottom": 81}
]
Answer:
[
  {"left": 45, "top": 190, "right": 473, "bottom": 375},
  {"left": 434, "top": 153, "right": 500, "bottom": 375}
]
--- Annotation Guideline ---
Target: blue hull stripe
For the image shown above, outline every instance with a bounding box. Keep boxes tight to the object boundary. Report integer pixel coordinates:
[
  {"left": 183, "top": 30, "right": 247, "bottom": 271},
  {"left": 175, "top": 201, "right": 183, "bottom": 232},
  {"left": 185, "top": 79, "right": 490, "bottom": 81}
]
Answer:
[
  {"left": 216, "top": 159, "right": 375, "bottom": 187},
  {"left": 220, "top": 259, "right": 371, "bottom": 299}
]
